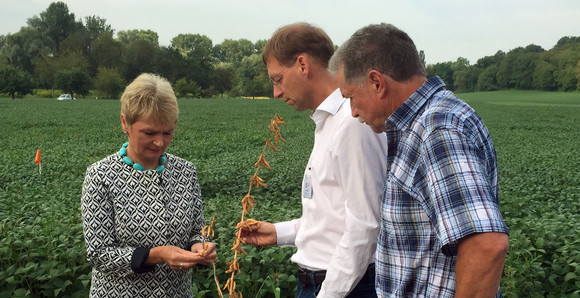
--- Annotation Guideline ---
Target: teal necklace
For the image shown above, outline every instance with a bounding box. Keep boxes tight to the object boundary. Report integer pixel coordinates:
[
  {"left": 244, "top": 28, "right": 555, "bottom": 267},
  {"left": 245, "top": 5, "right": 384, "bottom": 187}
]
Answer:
[{"left": 119, "top": 142, "right": 167, "bottom": 172}]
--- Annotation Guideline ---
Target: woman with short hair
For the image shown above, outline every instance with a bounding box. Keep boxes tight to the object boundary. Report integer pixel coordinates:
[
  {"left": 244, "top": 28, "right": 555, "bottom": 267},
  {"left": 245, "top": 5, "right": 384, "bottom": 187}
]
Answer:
[{"left": 81, "top": 73, "right": 216, "bottom": 297}]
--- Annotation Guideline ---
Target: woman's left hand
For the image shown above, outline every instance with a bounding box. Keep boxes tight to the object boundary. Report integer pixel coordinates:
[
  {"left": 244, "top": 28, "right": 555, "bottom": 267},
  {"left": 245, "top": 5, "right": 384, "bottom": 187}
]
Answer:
[
  {"left": 146, "top": 245, "right": 211, "bottom": 271},
  {"left": 191, "top": 242, "right": 217, "bottom": 265}
]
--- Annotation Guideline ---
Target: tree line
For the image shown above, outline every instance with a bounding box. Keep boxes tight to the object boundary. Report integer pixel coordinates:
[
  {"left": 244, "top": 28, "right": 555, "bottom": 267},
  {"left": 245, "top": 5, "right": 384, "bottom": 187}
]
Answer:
[
  {"left": 1, "top": 2, "right": 579, "bottom": 99},
  {"left": 0, "top": 2, "right": 269, "bottom": 99},
  {"left": 425, "top": 39, "right": 580, "bottom": 93}
]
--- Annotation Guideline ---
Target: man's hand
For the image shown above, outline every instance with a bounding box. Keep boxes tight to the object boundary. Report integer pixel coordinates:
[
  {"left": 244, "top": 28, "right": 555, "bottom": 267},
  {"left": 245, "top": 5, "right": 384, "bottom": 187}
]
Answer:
[{"left": 236, "top": 220, "right": 277, "bottom": 246}]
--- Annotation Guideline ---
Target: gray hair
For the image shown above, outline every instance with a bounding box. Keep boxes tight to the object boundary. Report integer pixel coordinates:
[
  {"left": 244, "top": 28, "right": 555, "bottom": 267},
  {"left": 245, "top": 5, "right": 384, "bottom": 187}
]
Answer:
[{"left": 329, "top": 23, "right": 425, "bottom": 85}]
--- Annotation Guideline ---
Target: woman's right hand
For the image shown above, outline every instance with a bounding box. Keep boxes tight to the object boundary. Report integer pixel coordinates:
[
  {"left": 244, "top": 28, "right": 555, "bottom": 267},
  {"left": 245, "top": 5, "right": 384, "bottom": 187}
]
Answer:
[{"left": 191, "top": 242, "right": 217, "bottom": 265}]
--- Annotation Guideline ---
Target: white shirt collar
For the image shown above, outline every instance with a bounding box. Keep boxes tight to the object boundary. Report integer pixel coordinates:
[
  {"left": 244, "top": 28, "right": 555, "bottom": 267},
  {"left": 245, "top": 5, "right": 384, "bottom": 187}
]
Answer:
[{"left": 310, "top": 88, "right": 346, "bottom": 124}]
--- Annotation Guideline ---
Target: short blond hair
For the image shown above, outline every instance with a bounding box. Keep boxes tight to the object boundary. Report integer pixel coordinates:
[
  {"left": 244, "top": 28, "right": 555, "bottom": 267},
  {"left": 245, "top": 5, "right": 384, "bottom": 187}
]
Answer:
[{"left": 120, "top": 73, "right": 178, "bottom": 127}]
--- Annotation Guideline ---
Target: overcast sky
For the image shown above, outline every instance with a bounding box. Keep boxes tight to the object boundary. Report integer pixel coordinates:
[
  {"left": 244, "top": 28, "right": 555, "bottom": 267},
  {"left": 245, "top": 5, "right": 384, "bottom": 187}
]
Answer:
[{"left": 2, "top": 0, "right": 579, "bottom": 65}]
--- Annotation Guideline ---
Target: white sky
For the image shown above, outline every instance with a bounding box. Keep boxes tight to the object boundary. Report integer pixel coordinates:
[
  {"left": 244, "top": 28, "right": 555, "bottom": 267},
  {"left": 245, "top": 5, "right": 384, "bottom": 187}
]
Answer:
[{"left": 1, "top": 0, "right": 579, "bottom": 65}]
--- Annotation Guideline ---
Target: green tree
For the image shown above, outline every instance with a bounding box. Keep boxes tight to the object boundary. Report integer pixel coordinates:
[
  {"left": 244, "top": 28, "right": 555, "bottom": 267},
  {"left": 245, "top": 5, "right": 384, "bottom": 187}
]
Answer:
[
  {"left": 532, "top": 58, "right": 556, "bottom": 91},
  {"left": 117, "top": 29, "right": 160, "bottom": 81},
  {"left": 122, "top": 38, "right": 158, "bottom": 82},
  {"left": 513, "top": 52, "right": 539, "bottom": 90},
  {"left": 83, "top": 15, "right": 114, "bottom": 74},
  {"left": 118, "top": 29, "right": 159, "bottom": 47},
  {"left": 454, "top": 67, "right": 480, "bottom": 93},
  {"left": 452, "top": 57, "right": 470, "bottom": 71},
  {"left": 551, "top": 42, "right": 580, "bottom": 91},
  {"left": 419, "top": 50, "right": 426, "bottom": 71},
  {"left": 171, "top": 35, "right": 217, "bottom": 90},
  {"left": 58, "top": 29, "right": 89, "bottom": 57},
  {"left": 497, "top": 47, "right": 523, "bottom": 89},
  {"left": 153, "top": 46, "right": 188, "bottom": 83},
  {"left": 476, "top": 64, "right": 499, "bottom": 91},
  {"left": 214, "top": 63, "right": 234, "bottom": 95},
  {"left": 212, "top": 44, "right": 226, "bottom": 63},
  {"left": 90, "top": 31, "right": 122, "bottom": 69},
  {"left": 94, "top": 67, "right": 124, "bottom": 98},
  {"left": 170, "top": 34, "right": 216, "bottom": 89},
  {"left": 0, "top": 65, "right": 34, "bottom": 99},
  {"left": 54, "top": 67, "right": 92, "bottom": 98},
  {"left": 577, "top": 60, "right": 580, "bottom": 91},
  {"left": 473, "top": 51, "right": 504, "bottom": 91},
  {"left": 29, "top": 1, "right": 78, "bottom": 50},
  {"left": 171, "top": 33, "right": 213, "bottom": 59},
  {"left": 426, "top": 61, "right": 454, "bottom": 90},
  {"left": 450, "top": 57, "right": 478, "bottom": 92},
  {"left": 235, "top": 53, "right": 270, "bottom": 97},
  {"left": 174, "top": 78, "right": 201, "bottom": 98},
  {"left": 0, "top": 26, "right": 50, "bottom": 74},
  {"left": 219, "top": 39, "right": 255, "bottom": 64},
  {"left": 553, "top": 36, "right": 580, "bottom": 50},
  {"left": 254, "top": 39, "right": 267, "bottom": 54},
  {"left": 496, "top": 45, "right": 543, "bottom": 90},
  {"left": 35, "top": 51, "right": 89, "bottom": 90},
  {"left": 83, "top": 15, "right": 113, "bottom": 50}
]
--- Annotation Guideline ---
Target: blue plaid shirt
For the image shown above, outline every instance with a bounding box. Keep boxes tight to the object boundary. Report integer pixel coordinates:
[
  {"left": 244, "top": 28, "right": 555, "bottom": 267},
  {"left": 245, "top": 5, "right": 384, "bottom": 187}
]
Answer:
[{"left": 376, "top": 77, "right": 508, "bottom": 297}]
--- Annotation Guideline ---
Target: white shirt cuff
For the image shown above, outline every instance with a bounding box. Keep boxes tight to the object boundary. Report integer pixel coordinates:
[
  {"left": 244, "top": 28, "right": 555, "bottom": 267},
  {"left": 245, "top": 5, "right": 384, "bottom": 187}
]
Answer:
[{"left": 274, "top": 220, "right": 297, "bottom": 247}]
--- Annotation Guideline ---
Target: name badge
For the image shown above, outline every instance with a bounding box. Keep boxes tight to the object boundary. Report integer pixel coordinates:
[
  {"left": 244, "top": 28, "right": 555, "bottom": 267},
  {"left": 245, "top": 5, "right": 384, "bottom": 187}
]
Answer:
[{"left": 302, "top": 174, "right": 312, "bottom": 199}]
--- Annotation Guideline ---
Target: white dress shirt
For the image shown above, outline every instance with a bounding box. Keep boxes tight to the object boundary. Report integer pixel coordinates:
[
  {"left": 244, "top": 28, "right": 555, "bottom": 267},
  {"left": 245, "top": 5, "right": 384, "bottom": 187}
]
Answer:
[{"left": 275, "top": 89, "right": 388, "bottom": 297}]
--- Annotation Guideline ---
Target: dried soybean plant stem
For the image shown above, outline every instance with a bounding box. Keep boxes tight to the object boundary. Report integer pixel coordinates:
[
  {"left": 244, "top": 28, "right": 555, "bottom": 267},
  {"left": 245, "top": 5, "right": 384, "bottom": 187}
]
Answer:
[
  {"left": 201, "top": 215, "right": 216, "bottom": 255},
  {"left": 212, "top": 262, "right": 224, "bottom": 298},
  {"left": 222, "top": 114, "right": 286, "bottom": 298},
  {"left": 201, "top": 215, "right": 223, "bottom": 297}
]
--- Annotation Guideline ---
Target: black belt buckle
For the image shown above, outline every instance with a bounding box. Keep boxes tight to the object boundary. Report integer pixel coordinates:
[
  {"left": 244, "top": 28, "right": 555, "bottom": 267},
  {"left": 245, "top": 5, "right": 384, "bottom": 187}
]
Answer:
[
  {"left": 297, "top": 267, "right": 326, "bottom": 287},
  {"left": 297, "top": 264, "right": 374, "bottom": 287}
]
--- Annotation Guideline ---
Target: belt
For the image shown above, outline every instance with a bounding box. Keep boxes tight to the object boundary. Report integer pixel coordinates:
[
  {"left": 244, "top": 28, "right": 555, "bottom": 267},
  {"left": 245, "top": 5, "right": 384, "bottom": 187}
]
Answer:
[{"left": 297, "top": 263, "right": 375, "bottom": 287}]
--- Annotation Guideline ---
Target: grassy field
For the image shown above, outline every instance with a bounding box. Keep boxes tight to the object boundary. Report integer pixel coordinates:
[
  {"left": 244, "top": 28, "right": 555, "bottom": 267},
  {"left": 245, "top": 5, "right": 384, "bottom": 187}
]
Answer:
[{"left": 0, "top": 90, "right": 579, "bottom": 297}]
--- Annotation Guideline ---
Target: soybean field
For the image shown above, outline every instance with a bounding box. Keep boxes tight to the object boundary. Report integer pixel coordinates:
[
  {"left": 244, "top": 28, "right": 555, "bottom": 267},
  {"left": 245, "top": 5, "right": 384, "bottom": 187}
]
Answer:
[{"left": 0, "top": 91, "right": 579, "bottom": 297}]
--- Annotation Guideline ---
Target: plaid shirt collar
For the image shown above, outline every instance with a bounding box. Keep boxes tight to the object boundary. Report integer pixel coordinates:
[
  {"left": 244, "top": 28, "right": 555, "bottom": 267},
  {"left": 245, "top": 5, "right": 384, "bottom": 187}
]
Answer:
[{"left": 385, "top": 76, "right": 447, "bottom": 132}]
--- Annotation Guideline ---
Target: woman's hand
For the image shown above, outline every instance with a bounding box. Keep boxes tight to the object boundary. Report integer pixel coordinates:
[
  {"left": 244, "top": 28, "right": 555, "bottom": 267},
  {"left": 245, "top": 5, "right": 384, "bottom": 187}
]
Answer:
[
  {"left": 191, "top": 242, "right": 217, "bottom": 265},
  {"left": 146, "top": 245, "right": 213, "bottom": 270}
]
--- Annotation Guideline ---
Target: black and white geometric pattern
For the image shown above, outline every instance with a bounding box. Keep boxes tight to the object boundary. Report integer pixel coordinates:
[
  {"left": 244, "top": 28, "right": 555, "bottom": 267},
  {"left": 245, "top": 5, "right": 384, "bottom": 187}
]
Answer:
[{"left": 81, "top": 153, "right": 206, "bottom": 297}]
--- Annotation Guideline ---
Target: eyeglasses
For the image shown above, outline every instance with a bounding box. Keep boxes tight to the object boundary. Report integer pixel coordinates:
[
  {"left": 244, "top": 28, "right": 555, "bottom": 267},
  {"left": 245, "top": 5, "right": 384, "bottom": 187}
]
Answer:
[{"left": 270, "top": 67, "right": 287, "bottom": 87}]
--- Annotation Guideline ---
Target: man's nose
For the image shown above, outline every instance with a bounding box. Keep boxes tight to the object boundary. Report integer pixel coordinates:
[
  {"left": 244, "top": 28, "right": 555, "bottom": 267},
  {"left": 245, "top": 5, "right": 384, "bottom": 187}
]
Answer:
[{"left": 273, "top": 85, "right": 283, "bottom": 99}]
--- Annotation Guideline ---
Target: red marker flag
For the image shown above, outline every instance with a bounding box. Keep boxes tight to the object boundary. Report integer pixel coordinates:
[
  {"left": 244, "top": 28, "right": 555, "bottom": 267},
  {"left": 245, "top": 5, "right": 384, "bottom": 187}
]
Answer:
[
  {"left": 35, "top": 149, "right": 42, "bottom": 174},
  {"left": 35, "top": 150, "right": 41, "bottom": 164}
]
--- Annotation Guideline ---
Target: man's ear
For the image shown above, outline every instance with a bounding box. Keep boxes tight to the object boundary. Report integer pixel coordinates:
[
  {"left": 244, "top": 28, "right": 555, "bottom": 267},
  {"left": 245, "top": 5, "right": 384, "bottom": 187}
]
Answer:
[
  {"left": 296, "top": 55, "right": 309, "bottom": 75},
  {"left": 368, "top": 70, "right": 387, "bottom": 96}
]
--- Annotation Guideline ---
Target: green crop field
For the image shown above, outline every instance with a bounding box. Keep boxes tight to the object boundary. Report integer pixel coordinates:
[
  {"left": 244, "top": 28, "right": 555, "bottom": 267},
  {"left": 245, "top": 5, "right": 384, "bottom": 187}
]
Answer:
[{"left": 1, "top": 91, "right": 579, "bottom": 297}]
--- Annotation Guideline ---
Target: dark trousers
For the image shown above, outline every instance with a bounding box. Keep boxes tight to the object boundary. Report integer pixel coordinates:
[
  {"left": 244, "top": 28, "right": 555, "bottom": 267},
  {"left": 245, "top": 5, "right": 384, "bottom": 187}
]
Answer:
[{"left": 296, "top": 264, "right": 377, "bottom": 298}]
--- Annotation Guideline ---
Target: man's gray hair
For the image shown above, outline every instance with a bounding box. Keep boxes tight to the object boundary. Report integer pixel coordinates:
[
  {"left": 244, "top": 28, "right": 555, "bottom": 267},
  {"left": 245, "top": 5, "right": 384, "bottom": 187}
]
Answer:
[{"left": 329, "top": 23, "right": 425, "bottom": 85}]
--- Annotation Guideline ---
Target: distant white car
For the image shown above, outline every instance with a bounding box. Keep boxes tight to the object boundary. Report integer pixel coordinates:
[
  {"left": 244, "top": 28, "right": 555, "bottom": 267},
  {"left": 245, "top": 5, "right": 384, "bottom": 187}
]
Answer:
[{"left": 57, "top": 94, "right": 75, "bottom": 100}]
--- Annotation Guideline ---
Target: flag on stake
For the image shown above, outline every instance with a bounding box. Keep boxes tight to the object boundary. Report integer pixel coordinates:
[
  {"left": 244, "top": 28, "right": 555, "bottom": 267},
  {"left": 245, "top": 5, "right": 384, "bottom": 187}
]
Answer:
[{"left": 35, "top": 149, "right": 42, "bottom": 174}]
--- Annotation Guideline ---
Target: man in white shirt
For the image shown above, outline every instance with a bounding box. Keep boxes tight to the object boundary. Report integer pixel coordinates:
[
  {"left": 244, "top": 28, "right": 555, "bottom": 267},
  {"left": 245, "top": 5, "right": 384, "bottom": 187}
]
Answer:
[{"left": 238, "top": 23, "right": 387, "bottom": 297}]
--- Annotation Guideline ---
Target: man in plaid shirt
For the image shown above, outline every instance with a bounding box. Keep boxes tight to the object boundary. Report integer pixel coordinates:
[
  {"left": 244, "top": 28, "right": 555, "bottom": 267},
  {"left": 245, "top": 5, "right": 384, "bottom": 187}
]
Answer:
[{"left": 329, "top": 23, "right": 509, "bottom": 297}]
